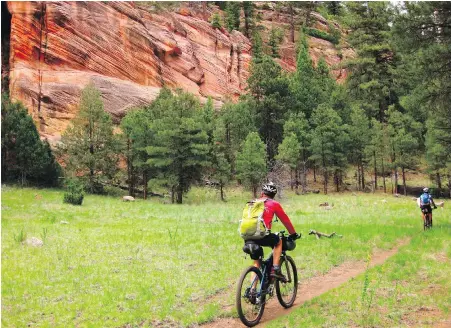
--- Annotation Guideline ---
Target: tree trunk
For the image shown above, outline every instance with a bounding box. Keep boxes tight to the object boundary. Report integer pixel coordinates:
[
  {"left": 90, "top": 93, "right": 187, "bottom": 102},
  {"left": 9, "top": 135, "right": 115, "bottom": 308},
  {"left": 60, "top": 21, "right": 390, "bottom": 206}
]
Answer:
[
  {"left": 373, "top": 151, "right": 377, "bottom": 191},
  {"left": 302, "top": 161, "right": 307, "bottom": 194},
  {"left": 252, "top": 184, "right": 257, "bottom": 198},
  {"left": 402, "top": 166, "right": 407, "bottom": 196},
  {"left": 143, "top": 171, "right": 147, "bottom": 200},
  {"left": 382, "top": 157, "right": 386, "bottom": 193},
  {"left": 448, "top": 174, "right": 451, "bottom": 199},
  {"left": 290, "top": 169, "right": 293, "bottom": 190},
  {"left": 357, "top": 166, "right": 361, "bottom": 191},
  {"left": 220, "top": 181, "right": 225, "bottom": 201},
  {"left": 127, "top": 138, "right": 132, "bottom": 196},
  {"left": 436, "top": 172, "right": 442, "bottom": 189},
  {"left": 176, "top": 187, "right": 183, "bottom": 204},
  {"left": 335, "top": 170, "right": 339, "bottom": 192},
  {"left": 361, "top": 163, "right": 365, "bottom": 191},
  {"left": 394, "top": 168, "right": 398, "bottom": 194},
  {"left": 323, "top": 170, "right": 328, "bottom": 195},
  {"left": 171, "top": 186, "right": 175, "bottom": 204},
  {"left": 289, "top": 5, "right": 295, "bottom": 43},
  {"left": 21, "top": 171, "right": 26, "bottom": 187},
  {"left": 295, "top": 167, "right": 299, "bottom": 195},
  {"left": 313, "top": 165, "right": 317, "bottom": 182}
]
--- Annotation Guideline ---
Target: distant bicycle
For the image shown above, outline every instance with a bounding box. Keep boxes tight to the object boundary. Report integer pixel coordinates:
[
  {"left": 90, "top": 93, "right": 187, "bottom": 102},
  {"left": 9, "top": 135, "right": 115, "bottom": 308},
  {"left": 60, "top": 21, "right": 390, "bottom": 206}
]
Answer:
[
  {"left": 422, "top": 205, "right": 436, "bottom": 230},
  {"left": 236, "top": 231, "right": 299, "bottom": 327}
]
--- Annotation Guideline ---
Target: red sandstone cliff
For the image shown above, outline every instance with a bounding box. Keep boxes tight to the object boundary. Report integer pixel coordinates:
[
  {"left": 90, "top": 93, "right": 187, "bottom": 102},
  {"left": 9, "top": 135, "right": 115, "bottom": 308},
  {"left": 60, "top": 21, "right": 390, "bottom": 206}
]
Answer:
[{"left": 5, "top": 1, "right": 353, "bottom": 141}]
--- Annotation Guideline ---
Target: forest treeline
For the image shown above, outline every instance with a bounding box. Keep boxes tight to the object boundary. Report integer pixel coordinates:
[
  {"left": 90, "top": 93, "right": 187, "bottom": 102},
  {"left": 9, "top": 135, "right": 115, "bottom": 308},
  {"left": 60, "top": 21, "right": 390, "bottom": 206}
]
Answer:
[{"left": 2, "top": 2, "right": 450, "bottom": 202}]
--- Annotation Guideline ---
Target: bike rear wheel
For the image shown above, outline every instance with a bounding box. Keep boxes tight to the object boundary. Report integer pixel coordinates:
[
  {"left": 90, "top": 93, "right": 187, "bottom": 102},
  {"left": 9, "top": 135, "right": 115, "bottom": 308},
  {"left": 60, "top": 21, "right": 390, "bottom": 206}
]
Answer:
[
  {"left": 236, "top": 266, "right": 266, "bottom": 327},
  {"left": 275, "top": 255, "right": 298, "bottom": 308}
]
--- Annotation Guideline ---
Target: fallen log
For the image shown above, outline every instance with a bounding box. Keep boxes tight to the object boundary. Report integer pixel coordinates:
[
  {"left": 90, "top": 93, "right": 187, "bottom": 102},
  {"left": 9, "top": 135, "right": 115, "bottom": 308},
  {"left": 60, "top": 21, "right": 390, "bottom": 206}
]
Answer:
[{"left": 309, "top": 229, "right": 342, "bottom": 239}]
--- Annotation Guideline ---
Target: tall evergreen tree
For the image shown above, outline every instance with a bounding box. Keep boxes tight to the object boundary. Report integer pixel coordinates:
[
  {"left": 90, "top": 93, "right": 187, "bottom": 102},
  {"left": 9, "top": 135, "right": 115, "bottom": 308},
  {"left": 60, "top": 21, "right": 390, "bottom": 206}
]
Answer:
[
  {"left": 225, "top": 1, "right": 241, "bottom": 32},
  {"left": 309, "top": 104, "right": 348, "bottom": 194},
  {"left": 146, "top": 90, "right": 209, "bottom": 204},
  {"left": 348, "top": 105, "right": 371, "bottom": 190},
  {"left": 291, "top": 32, "right": 321, "bottom": 118},
  {"left": 393, "top": 2, "right": 451, "bottom": 153},
  {"left": 215, "top": 99, "right": 256, "bottom": 173},
  {"left": 386, "top": 108, "right": 421, "bottom": 195},
  {"left": 236, "top": 132, "right": 267, "bottom": 198},
  {"left": 268, "top": 27, "right": 284, "bottom": 58},
  {"left": 276, "top": 133, "right": 300, "bottom": 193},
  {"left": 1, "top": 94, "right": 61, "bottom": 186},
  {"left": 281, "top": 112, "right": 311, "bottom": 192},
  {"left": 202, "top": 98, "right": 232, "bottom": 201},
  {"left": 345, "top": 1, "right": 399, "bottom": 122},
  {"left": 60, "top": 83, "right": 120, "bottom": 194},
  {"left": 247, "top": 55, "right": 293, "bottom": 166},
  {"left": 242, "top": 1, "right": 254, "bottom": 38}
]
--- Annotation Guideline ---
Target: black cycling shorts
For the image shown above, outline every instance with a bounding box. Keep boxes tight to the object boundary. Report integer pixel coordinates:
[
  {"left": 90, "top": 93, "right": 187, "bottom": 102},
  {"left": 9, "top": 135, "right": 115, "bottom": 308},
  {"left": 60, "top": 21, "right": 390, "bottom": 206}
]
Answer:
[
  {"left": 252, "top": 233, "right": 280, "bottom": 248},
  {"left": 421, "top": 205, "right": 432, "bottom": 214}
]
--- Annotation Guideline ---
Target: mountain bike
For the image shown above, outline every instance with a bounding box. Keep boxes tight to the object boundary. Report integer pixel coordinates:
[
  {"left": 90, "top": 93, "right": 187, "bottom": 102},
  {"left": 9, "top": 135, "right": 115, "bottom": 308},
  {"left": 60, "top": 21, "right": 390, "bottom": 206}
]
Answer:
[
  {"left": 236, "top": 231, "right": 299, "bottom": 327},
  {"left": 422, "top": 206, "right": 436, "bottom": 230}
]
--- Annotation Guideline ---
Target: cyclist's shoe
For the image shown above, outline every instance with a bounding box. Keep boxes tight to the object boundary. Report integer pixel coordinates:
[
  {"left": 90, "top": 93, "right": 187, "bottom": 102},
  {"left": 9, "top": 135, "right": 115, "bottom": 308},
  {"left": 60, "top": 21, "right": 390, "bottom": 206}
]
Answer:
[{"left": 270, "top": 269, "right": 287, "bottom": 283}]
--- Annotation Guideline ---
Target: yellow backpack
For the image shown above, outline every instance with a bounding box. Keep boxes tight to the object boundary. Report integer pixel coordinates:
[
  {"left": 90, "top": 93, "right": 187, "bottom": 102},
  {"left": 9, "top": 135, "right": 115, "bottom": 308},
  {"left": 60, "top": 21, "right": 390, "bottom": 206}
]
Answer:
[{"left": 238, "top": 199, "right": 269, "bottom": 240}]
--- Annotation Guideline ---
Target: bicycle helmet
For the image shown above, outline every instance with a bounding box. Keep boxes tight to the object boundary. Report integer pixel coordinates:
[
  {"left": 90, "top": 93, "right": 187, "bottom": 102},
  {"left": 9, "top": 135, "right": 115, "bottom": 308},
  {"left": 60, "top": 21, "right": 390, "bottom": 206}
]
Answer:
[
  {"left": 262, "top": 182, "right": 277, "bottom": 197},
  {"left": 423, "top": 187, "right": 429, "bottom": 193}
]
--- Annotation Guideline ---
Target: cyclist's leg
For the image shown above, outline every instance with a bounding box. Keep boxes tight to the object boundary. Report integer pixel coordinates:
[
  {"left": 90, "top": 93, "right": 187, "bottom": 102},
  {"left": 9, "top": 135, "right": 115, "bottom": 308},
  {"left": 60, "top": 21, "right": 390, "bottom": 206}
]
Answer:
[{"left": 273, "top": 240, "right": 283, "bottom": 267}]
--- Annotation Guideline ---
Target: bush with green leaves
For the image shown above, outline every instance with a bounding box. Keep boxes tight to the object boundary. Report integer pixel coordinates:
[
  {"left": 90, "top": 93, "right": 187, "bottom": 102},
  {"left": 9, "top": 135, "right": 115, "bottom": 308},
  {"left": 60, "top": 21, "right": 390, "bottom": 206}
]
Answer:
[
  {"left": 304, "top": 27, "right": 339, "bottom": 45},
  {"left": 210, "top": 12, "right": 222, "bottom": 29},
  {"left": 63, "top": 178, "right": 84, "bottom": 205}
]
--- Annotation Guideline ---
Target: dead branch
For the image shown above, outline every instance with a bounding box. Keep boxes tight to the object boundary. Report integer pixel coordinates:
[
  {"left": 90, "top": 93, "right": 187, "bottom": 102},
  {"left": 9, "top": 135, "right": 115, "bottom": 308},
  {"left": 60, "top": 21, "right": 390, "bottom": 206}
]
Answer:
[{"left": 309, "top": 230, "right": 342, "bottom": 239}]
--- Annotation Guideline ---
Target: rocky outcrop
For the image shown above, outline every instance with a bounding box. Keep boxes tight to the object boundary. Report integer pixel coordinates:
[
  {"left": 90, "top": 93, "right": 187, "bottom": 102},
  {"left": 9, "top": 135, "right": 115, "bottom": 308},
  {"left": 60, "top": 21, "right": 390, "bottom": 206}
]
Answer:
[{"left": 5, "top": 1, "right": 352, "bottom": 141}]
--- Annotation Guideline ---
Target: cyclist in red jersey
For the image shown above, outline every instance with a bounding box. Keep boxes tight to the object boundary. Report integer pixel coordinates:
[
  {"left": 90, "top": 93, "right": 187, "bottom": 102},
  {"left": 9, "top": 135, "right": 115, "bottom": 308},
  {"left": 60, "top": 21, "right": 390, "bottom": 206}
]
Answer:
[{"left": 252, "top": 182, "right": 299, "bottom": 280}]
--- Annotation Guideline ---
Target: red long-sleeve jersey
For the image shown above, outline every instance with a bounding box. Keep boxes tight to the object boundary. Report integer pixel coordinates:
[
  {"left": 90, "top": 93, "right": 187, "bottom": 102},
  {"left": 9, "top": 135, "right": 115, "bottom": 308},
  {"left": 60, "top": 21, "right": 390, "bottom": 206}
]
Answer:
[{"left": 259, "top": 197, "right": 296, "bottom": 235}]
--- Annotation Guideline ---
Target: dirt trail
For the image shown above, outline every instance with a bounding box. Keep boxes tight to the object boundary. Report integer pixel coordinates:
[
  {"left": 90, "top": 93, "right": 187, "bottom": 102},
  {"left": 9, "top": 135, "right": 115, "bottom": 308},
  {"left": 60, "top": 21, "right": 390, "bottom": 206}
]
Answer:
[{"left": 201, "top": 238, "right": 410, "bottom": 328}]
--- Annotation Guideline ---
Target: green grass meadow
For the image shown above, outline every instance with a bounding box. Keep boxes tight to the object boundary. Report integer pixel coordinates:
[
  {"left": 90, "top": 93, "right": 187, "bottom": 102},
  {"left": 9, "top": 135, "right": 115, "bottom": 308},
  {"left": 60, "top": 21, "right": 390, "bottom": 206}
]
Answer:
[{"left": 1, "top": 186, "right": 450, "bottom": 327}]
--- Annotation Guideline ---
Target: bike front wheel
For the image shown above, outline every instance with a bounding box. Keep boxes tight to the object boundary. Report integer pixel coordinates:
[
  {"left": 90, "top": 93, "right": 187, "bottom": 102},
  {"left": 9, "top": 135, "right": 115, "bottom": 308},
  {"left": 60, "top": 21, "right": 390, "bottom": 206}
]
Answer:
[
  {"left": 275, "top": 255, "right": 298, "bottom": 308},
  {"left": 236, "top": 266, "right": 266, "bottom": 327}
]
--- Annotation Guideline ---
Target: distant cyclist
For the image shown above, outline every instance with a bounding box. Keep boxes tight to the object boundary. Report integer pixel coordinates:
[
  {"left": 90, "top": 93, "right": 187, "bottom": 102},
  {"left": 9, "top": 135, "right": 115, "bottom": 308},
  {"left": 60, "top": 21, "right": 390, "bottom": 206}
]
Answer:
[
  {"left": 250, "top": 182, "right": 299, "bottom": 280},
  {"left": 419, "top": 187, "right": 437, "bottom": 224}
]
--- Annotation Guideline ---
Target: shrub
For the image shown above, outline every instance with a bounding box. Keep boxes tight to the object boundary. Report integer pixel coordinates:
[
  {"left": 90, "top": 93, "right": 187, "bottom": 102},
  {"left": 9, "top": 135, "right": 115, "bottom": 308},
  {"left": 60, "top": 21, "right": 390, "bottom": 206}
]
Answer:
[
  {"left": 210, "top": 12, "right": 222, "bottom": 29},
  {"left": 304, "top": 27, "right": 339, "bottom": 45},
  {"left": 63, "top": 178, "right": 84, "bottom": 205}
]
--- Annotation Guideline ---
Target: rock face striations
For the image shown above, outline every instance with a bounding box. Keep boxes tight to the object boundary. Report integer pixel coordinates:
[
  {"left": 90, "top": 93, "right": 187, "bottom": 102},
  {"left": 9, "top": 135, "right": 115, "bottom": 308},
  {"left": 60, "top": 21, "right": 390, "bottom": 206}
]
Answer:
[{"left": 5, "top": 1, "right": 352, "bottom": 141}]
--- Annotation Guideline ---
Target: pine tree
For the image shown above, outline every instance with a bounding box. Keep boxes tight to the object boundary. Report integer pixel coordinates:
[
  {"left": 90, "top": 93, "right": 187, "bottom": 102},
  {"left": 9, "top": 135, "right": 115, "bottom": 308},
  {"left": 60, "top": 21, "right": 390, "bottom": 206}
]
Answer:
[
  {"left": 202, "top": 98, "right": 232, "bottom": 201},
  {"left": 146, "top": 90, "right": 209, "bottom": 204},
  {"left": 344, "top": 1, "right": 399, "bottom": 122},
  {"left": 247, "top": 55, "right": 293, "bottom": 166},
  {"left": 251, "top": 30, "right": 264, "bottom": 63},
  {"left": 309, "top": 104, "right": 348, "bottom": 194},
  {"left": 1, "top": 94, "right": 60, "bottom": 186},
  {"left": 386, "top": 108, "right": 421, "bottom": 195},
  {"left": 276, "top": 133, "right": 300, "bottom": 193},
  {"left": 214, "top": 99, "right": 257, "bottom": 173},
  {"left": 242, "top": 2, "right": 254, "bottom": 38},
  {"left": 236, "top": 132, "right": 267, "bottom": 198},
  {"left": 225, "top": 1, "right": 241, "bottom": 32},
  {"left": 365, "top": 118, "right": 389, "bottom": 193},
  {"left": 291, "top": 32, "right": 321, "bottom": 118},
  {"left": 121, "top": 107, "right": 156, "bottom": 198},
  {"left": 425, "top": 118, "right": 450, "bottom": 194},
  {"left": 268, "top": 27, "right": 284, "bottom": 58},
  {"left": 393, "top": 2, "right": 451, "bottom": 154},
  {"left": 348, "top": 105, "right": 371, "bottom": 190},
  {"left": 281, "top": 112, "right": 311, "bottom": 192},
  {"left": 60, "top": 83, "right": 120, "bottom": 194}
]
